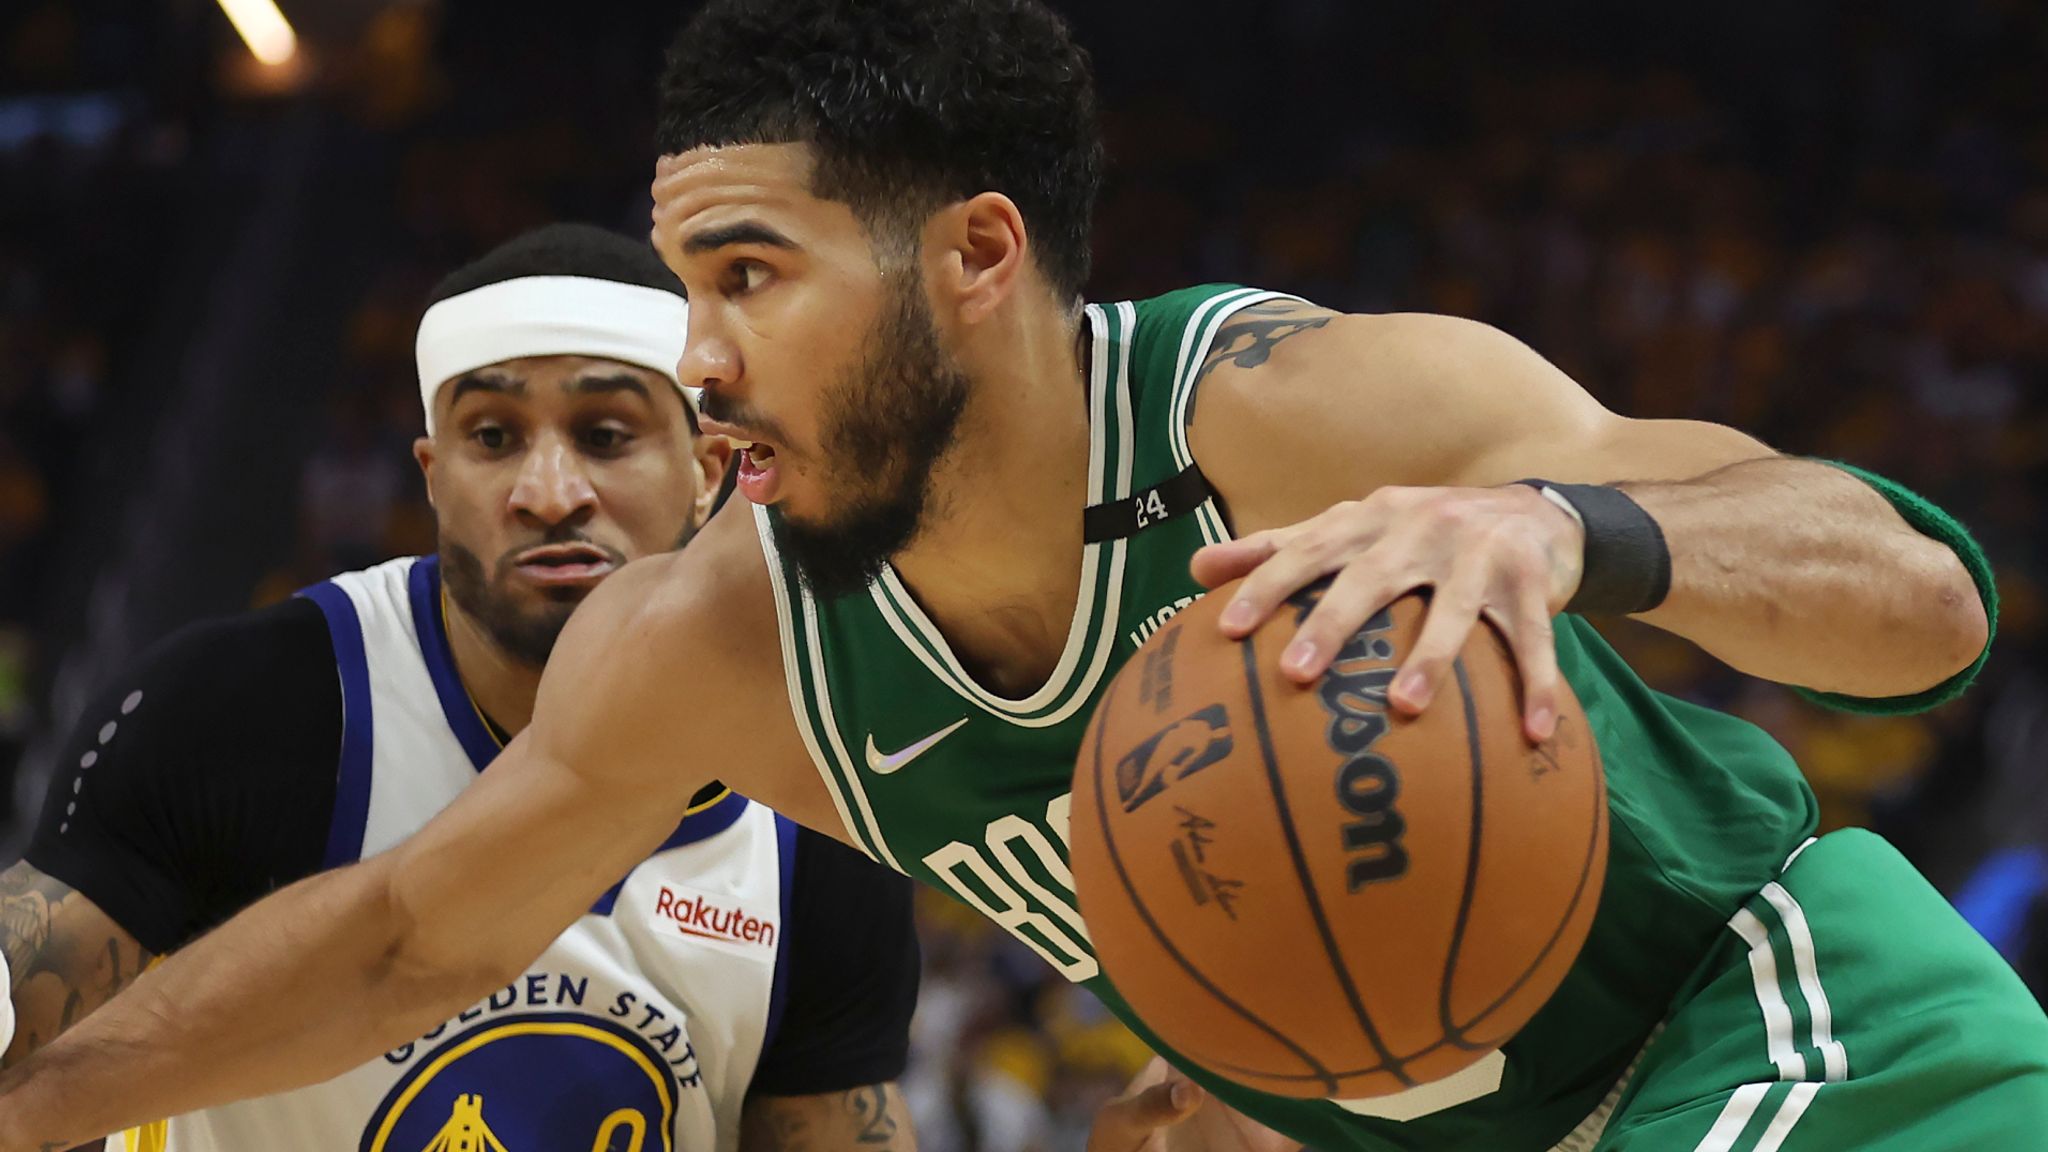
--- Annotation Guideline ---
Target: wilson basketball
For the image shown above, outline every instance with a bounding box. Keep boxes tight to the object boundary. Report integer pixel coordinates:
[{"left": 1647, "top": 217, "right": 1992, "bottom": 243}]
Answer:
[{"left": 1069, "top": 583, "right": 1607, "bottom": 1100}]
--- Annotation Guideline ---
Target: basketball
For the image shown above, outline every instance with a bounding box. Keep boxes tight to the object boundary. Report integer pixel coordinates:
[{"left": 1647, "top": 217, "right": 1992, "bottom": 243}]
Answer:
[{"left": 1069, "top": 583, "right": 1608, "bottom": 1101}]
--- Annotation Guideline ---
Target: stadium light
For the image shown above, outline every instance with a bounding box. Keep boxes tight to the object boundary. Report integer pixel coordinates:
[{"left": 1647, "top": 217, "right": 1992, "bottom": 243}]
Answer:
[{"left": 216, "top": 0, "right": 297, "bottom": 66}]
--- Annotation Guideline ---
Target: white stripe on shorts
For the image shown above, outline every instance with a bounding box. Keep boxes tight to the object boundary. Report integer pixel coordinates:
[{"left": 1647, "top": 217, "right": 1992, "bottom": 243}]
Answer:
[
  {"left": 1752, "top": 1082, "right": 1822, "bottom": 1152},
  {"left": 1762, "top": 882, "right": 1850, "bottom": 1082},
  {"left": 1731, "top": 908, "right": 1808, "bottom": 1081},
  {"left": 1694, "top": 1083, "right": 1772, "bottom": 1152}
]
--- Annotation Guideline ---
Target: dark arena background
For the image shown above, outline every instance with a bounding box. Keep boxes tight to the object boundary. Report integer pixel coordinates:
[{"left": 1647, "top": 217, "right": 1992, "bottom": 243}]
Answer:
[{"left": 2, "top": 1, "right": 2045, "bottom": 1149}]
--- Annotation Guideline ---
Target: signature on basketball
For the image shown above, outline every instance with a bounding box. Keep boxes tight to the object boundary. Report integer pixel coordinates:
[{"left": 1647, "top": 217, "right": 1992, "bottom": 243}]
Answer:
[{"left": 1170, "top": 806, "right": 1244, "bottom": 920}]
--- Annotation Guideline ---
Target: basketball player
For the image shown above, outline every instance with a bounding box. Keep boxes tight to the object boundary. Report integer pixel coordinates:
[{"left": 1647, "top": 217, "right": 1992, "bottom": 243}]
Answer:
[
  {"left": 5, "top": 1, "right": 2045, "bottom": 1149},
  {"left": 0, "top": 224, "right": 922, "bottom": 1152}
]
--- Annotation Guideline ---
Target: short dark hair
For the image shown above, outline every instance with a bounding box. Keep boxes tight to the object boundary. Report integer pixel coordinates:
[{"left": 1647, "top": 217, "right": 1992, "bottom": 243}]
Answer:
[
  {"left": 656, "top": 0, "right": 1103, "bottom": 303},
  {"left": 428, "top": 223, "right": 686, "bottom": 307}
]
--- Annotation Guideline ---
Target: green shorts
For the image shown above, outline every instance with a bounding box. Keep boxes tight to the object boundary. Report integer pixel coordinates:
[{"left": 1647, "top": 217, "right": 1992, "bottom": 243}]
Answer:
[{"left": 1574, "top": 828, "right": 2048, "bottom": 1150}]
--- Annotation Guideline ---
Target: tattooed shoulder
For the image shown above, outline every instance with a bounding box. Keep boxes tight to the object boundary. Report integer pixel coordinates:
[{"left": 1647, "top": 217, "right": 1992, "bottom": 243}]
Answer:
[{"left": 1191, "top": 298, "right": 1334, "bottom": 392}]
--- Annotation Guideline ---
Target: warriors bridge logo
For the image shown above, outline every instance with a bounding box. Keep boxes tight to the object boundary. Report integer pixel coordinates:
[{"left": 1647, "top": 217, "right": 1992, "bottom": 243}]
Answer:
[{"left": 361, "top": 1012, "right": 677, "bottom": 1152}]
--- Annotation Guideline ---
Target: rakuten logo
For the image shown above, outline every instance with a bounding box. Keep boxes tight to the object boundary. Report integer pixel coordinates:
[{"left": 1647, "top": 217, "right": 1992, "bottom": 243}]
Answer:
[{"left": 654, "top": 887, "right": 777, "bottom": 949}]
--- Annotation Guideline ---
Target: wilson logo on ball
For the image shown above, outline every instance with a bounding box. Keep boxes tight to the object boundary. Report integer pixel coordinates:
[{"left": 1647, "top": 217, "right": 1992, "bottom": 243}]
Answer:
[
  {"left": 1311, "top": 602, "right": 1411, "bottom": 889},
  {"left": 1115, "top": 704, "right": 1235, "bottom": 813}
]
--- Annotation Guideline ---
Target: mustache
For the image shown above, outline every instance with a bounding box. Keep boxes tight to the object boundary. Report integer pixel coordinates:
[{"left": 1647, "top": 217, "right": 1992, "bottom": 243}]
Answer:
[
  {"left": 494, "top": 525, "right": 628, "bottom": 572},
  {"left": 697, "top": 390, "right": 793, "bottom": 445}
]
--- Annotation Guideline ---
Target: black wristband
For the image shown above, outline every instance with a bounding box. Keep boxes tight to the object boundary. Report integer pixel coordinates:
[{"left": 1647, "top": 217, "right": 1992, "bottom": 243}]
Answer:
[{"left": 1516, "top": 480, "right": 1672, "bottom": 616}]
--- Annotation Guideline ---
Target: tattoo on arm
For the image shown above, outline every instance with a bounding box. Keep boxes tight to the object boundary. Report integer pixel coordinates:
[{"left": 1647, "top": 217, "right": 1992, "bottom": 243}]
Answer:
[
  {"left": 1190, "top": 299, "right": 1333, "bottom": 395},
  {"left": 2, "top": 864, "right": 68, "bottom": 986},
  {"left": 743, "top": 1083, "right": 911, "bottom": 1152},
  {"left": 2, "top": 862, "right": 150, "bottom": 1069},
  {"left": 847, "top": 1084, "right": 898, "bottom": 1146}
]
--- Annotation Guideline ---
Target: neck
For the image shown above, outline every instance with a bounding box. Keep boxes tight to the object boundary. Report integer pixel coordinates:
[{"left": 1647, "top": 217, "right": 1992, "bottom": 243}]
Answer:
[
  {"left": 889, "top": 303, "right": 1093, "bottom": 696},
  {"left": 440, "top": 595, "right": 544, "bottom": 738}
]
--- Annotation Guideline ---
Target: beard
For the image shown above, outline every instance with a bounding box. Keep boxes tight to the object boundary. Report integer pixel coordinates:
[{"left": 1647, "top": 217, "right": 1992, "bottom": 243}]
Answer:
[
  {"left": 440, "top": 539, "right": 577, "bottom": 668},
  {"left": 769, "top": 272, "right": 971, "bottom": 600},
  {"left": 440, "top": 519, "right": 698, "bottom": 668}
]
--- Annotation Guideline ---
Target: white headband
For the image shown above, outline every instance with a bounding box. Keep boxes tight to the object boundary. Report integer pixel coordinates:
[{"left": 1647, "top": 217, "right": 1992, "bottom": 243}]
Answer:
[{"left": 415, "top": 275, "right": 695, "bottom": 434}]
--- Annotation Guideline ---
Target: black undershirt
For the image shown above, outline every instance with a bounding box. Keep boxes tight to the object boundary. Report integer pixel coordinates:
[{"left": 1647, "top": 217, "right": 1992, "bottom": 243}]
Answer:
[{"left": 24, "top": 596, "right": 916, "bottom": 1095}]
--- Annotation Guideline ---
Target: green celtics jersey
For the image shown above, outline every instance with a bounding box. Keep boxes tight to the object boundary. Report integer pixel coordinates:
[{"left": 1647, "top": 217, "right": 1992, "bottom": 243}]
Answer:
[{"left": 753, "top": 286, "right": 1821, "bottom": 1152}]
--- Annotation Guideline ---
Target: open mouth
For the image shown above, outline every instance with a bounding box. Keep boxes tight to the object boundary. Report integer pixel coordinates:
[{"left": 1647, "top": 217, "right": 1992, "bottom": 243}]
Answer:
[{"left": 730, "top": 437, "right": 783, "bottom": 505}]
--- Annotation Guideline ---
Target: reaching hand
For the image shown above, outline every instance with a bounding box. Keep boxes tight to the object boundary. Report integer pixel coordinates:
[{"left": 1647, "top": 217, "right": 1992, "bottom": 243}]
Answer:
[
  {"left": 1191, "top": 484, "right": 1586, "bottom": 743},
  {"left": 1086, "top": 1058, "right": 1303, "bottom": 1152}
]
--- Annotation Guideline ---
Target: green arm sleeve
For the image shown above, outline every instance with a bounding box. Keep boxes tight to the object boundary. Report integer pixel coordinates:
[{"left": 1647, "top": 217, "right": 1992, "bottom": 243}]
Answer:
[{"left": 1791, "top": 461, "right": 1997, "bottom": 716}]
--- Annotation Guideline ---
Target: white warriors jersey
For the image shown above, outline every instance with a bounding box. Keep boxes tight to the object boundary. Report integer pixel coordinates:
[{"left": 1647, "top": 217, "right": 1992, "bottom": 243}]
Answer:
[{"left": 112, "top": 556, "right": 794, "bottom": 1152}]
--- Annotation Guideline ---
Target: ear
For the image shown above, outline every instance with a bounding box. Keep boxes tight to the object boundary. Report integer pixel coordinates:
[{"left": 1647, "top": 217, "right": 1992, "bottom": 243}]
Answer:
[
  {"left": 931, "top": 191, "right": 1028, "bottom": 326},
  {"left": 692, "top": 431, "right": 734, "bottom": 525},
  {"left": 413, "top": 436, "right": 438, "bottom": 509}
]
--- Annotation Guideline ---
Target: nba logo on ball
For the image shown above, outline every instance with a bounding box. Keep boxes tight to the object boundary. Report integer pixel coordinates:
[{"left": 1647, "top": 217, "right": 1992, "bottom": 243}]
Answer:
[
  {"left": 1115, "top": 703, "right": 1234, "bottom": 813},
  {"left": 360, "top": 1012, "right": 675, "bottom": 1151}
]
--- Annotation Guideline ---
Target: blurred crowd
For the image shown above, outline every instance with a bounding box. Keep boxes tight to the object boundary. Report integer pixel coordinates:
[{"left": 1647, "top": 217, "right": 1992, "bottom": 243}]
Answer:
[
  {"left": 0, "top": 4, "right": 188, "bottom": 794},
  {"left": 8, "top": 3, "right": 2048, "bottom": 1150}
]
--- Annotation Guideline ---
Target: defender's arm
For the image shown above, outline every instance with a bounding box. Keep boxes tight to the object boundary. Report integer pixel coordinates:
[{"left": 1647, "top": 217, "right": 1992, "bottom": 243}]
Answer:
[
  {"left": 741, "top": 1084, "right": 917, "bottom": 1152},
  {"left": 1, "top": 866, "right": 149, "bottom": 1070}
]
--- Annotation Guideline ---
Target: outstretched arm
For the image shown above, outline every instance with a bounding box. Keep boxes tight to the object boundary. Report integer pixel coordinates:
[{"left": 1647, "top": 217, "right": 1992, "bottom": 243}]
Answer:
[
  {"left": 1190, "top": 303, "right": 1989, "bottom": 735},
  {"left": 0, "top": 558, "right": 719, "bottom": 1150}
]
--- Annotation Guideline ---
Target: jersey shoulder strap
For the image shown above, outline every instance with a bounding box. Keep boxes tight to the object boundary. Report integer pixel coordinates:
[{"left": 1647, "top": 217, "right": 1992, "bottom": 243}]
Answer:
[
  {"left": 297, "top": 555, "right": 505, "bottom": 867},
  {"left": 1123, "top": 283, "right": 1254, "bottom": 397},
  {"left": 1113, "top": 286, "right": 1311, "bottom": 506}
]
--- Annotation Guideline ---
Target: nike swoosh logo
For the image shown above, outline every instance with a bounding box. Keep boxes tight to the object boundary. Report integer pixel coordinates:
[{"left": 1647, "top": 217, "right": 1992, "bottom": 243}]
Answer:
[{"left": 865, "top": 718, "right": 970, "bottom": 776}]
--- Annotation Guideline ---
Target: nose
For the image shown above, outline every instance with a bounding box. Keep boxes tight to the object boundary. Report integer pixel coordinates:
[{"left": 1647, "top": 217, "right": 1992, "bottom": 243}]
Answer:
[
  {"left": 508, "top": 432, "right": 598, "bottom": 528},
  {"left": 677, "top": 322, "right": 740, "bottom": 402}
]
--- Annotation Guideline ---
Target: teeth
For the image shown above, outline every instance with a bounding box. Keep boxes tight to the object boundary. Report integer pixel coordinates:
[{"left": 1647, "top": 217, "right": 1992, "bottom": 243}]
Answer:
[{"left": 730, "top": 439, "right": 753, "bottom": 451}]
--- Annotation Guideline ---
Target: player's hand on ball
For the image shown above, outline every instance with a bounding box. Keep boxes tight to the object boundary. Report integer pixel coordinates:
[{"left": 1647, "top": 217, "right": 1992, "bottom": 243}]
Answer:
[
  {"left": 1190, "top": 484, "right": 1585, "bottom": 742},
  {"left": 1087, "top": 1058, "right": 1303, "bottom": 1152}
]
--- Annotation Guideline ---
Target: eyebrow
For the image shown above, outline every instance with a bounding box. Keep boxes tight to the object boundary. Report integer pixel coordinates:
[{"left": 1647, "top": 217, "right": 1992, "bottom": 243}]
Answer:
[
  {"left": 446, "top": 372, "right": 524, "bottom": 406},
  {"left": 682, "top": 220, "right": 798, "bottom": 255},
  {"left": 573, "top": 371, "right": 697, "bottom": 432},
  {"left": 567, "top": 373, "right": 655, "bottom": 402}
]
